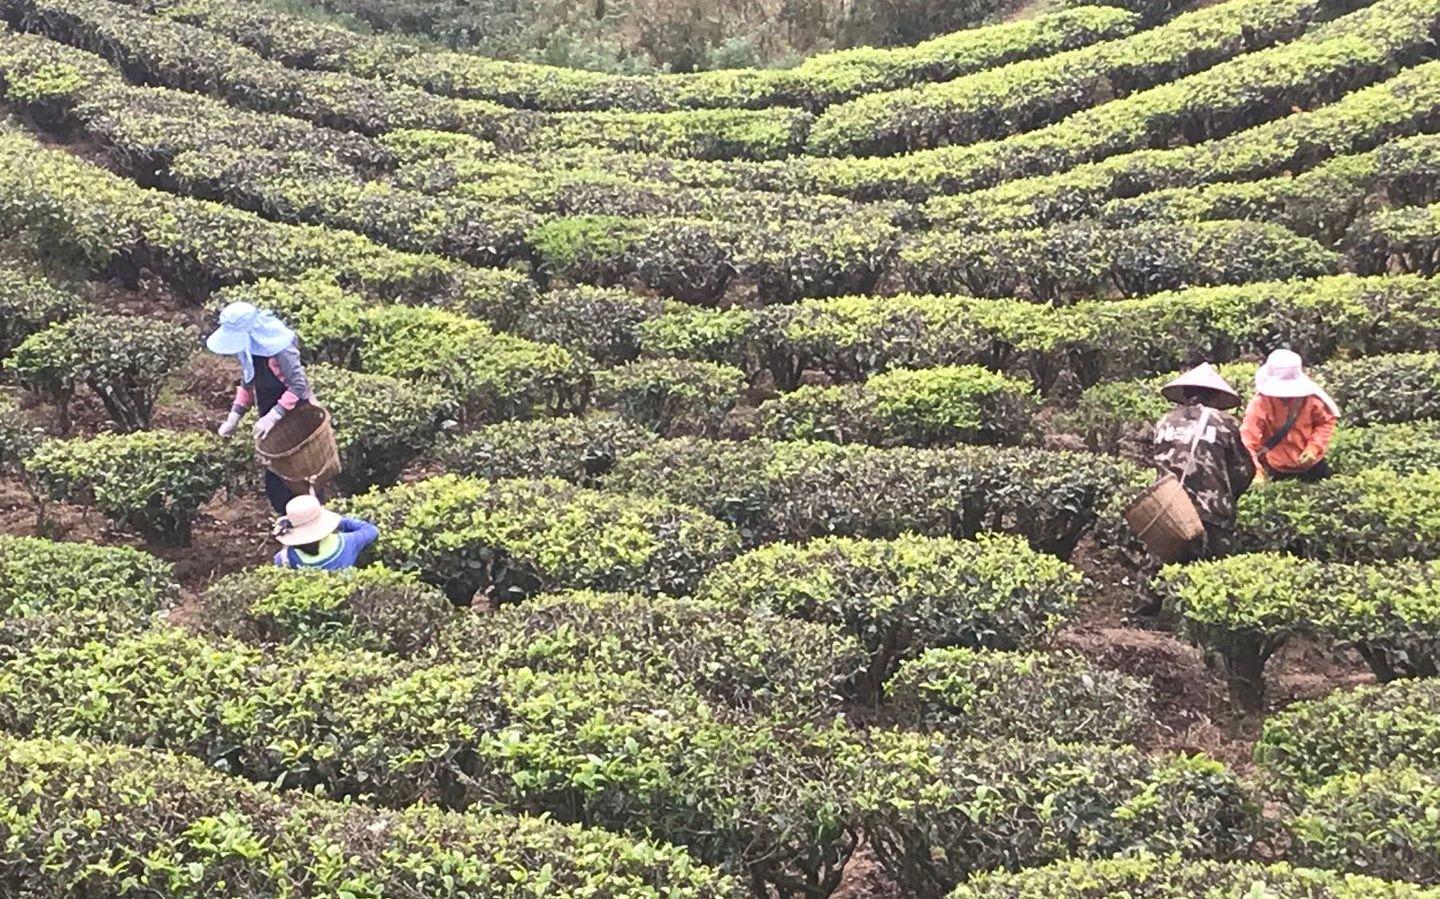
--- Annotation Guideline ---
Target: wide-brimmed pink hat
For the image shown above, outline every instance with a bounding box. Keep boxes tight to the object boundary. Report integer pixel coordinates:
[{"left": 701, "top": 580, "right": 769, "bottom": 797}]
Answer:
[
  {"left": 272, "top": 495, "right": 342, "bottom": 546},
  {"left": 1255, "top": 349, "right": 1339, "bottom": 414},
  {"left": 1161, "top": 363, "right": 1241, "bottom": 409}
]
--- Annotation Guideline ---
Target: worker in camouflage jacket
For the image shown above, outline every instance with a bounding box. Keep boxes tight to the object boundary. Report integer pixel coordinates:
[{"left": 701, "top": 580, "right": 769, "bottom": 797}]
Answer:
[{"left": 1150, "top": 363, "right": 1256, "bottom": 562}]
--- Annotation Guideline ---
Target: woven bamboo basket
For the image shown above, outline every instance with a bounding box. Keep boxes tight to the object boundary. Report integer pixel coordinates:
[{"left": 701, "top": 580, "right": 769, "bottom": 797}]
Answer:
[
  {"left": 255, "top": 403, "right": 340, "bottom": 495},
  {"left": 1123, "top": 473, "right": 1204, "bottom": 563}
]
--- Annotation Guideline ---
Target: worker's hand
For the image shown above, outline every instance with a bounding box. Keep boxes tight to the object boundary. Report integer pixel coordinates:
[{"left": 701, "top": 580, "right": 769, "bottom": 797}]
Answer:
[
  {"left": 1297, "top": 449, "right": 1318, "bottom": 467},
  {"left": 217, "top": 411, "right": 242, "bottom": 439},
  {"left": 1253, "top": 467, "right": 1269, "bottom": 488},
  {"left": 253, "top": 409, "right": 283, "bottom": 441}
]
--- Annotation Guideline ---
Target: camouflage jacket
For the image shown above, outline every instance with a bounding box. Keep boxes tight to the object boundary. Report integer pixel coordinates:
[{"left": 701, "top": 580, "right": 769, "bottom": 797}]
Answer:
[{"left": 1151, "top": 404, "right": 1255, "bottom": 526}]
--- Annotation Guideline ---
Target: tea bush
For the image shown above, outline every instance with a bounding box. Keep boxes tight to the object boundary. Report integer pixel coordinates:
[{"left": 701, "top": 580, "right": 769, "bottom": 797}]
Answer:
[
  {"left": 0, "top": 390, "right": 41, "bottom": 475},
  {"left": 0, "top": 268, "right": 84, "bottom": 361},
  {"left": 441, "top": 413, "right": 656, "bottom": 483},
  {"left": 885, "top": 647, "right": 1153, "bottom": 745},
  {"left": 696, "top": 533, "right": 1080, "bottom": 692},
  {"left": 0, "top": 735, "right": 735, "bottom": 899},
  {"left": 854, "top": 731, "right": 1254, "bottom": 897},
  {"left": 513, "top": 285, "right": 665, "bottom": 363},
  {"left": 196, "top": 566, "right": 457, "bottom": 656},
  {"left": 606, "top": 437, "right": 1148, "bottom": 556},
  {"left": 305, "top": 363, "right": 448, "bottom": 492},
  {"left": 1329, "top": 420, "right": 1440, "bottom": 475},
  {"left": 1257, "top": 678, "right": 1440, "bottom": 790},
  {"left": 594, "top": 358, "right": 747, "bottom": 437},
  {"left": 1158, "top": 553, "right": 1440, "bottom": 709},
  {"left": 438, "top": 590, "right": 866, "bottom": 717},
  {"left": 10, "top": 313, "right": 191, "bottom": 431},
  {"left": 344, "top": 474, "right": 739, "bottom": 602},
  {"left": 947, "top": 857, "right": 1439, "bottom": 898},
  {"left": 1286, "top": 764, "right": 1440, "bottom": 884},
  {"left": 756, "top": 365, "right": 1037, "bottom": 446},
  {"left": 0, "top": 534, "right": 176, "bottom": 621},
  {"left": 25, "top": 430, "right": 250, "bottom": 545},
  {"left": 1347, "top": 202, "right": 1440, "bottom": 276},
  {"left": 1237, "top": 469, "right": 1440, "bottom": 563}
]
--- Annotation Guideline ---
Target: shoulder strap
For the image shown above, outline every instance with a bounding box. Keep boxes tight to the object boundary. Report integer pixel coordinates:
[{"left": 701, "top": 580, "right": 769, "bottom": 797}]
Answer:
[
  {"left": 1178, "top": 407, "right": 1212, "bottom": 488},
  {"left": 1261, "top": 399, "right": 1306, "bottom": 454}
]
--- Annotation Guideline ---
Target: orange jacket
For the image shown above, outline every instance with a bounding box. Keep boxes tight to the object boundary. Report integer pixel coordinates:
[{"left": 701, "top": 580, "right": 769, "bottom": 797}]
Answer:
[{"left": 1240, "top": 394, "right": 1337, "bottom": 473}]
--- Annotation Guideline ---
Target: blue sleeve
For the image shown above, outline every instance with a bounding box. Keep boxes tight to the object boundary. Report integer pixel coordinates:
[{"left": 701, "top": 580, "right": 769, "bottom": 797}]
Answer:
[
  {"left": 338, "top": 519, "right": 379, "bottom": 567},
  {"left": 273, "top": 549, "right": 290, "bottom": 567}
]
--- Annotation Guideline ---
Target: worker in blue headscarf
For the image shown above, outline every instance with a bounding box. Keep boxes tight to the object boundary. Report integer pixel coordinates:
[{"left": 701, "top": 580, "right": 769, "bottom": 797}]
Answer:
[{"left": 206, "top": 301, "right": 317, "bottom": 514}]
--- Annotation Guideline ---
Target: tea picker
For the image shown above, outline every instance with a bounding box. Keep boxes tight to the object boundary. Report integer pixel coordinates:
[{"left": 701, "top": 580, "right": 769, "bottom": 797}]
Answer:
[
  {"left": 1125, "top": 364, "right": 1255, "bottom": 613},
  {"left": 1241, "top": 349, "right": 1339, "bottom": 484},
  {"left": 206, "top": 302, "right": 340, "bottom": 514},
  {"left": 271, "top": 494, "right": 378, "bottom": 572}
]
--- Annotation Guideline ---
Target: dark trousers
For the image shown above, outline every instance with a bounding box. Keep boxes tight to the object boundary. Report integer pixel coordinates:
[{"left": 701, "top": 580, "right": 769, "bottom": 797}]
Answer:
[
  {"left": 264, "top": 469, "right": 296, "bottom": 516},
  {"left": 1270, "top": 458, "right": 1332, "bottom": 483}
]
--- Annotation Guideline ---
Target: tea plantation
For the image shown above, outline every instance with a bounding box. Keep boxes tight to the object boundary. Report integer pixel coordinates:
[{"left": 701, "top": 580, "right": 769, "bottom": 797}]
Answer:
[{"left": 1, "top": 0, "right": 1439, "bottom": 893}]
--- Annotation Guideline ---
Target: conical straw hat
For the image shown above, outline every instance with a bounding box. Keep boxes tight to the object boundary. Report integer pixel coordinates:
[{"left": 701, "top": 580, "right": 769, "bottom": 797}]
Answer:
[{"left": 1160, "top": 363, "right": 1241, "bottom": 409}]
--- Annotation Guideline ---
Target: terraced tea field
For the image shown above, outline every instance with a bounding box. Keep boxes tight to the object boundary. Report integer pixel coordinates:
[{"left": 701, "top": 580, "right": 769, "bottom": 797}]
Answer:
[{"left": 1, "top": 0, "right": 1440, "bottom": 893}]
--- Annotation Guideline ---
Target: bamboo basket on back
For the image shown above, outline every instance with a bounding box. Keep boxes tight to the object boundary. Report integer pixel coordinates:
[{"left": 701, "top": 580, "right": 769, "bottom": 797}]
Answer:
[
  {"left": 1123, "top": 473, "right": 1204, "bottom": 563},
  {"left": 255, "top": 403, "right": 340, "bottom": 495}
]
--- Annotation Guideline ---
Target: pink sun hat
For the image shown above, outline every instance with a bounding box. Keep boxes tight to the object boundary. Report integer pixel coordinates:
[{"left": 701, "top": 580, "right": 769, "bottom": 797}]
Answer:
[
  {"left": 1255, "top": 349, "right": 1339, "bottom": 414},
  {"left": 272, "top": 495, "right": 342, "bottom": 546},
  {"left": 1161, "top": 363, "right": 1241, "bottom": 409}
]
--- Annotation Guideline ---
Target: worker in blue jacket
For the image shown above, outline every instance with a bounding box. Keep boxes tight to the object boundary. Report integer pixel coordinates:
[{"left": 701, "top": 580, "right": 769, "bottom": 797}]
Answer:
[{"left": 271, "top": 495, "right": 378, "bottom": 571}]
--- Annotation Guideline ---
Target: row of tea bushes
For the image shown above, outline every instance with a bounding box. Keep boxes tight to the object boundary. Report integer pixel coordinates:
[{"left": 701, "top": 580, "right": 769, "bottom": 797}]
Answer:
[
  {"left": 605, "top": 437, "right": 1148, "bottom": 556},
  {"left": 1257, "top": 677, "right": 1440, "bottom": 791},
  {"left": 897, "top": 218, "right": 1338, "bottom": 301},
  {"left": 594, "top": 358, "right": 747, "bottom": 437},
  {"left": 1158, "top": 552, "right": 1440, "bottom": 709},
  {"left": 637, "top": 275, "right": 1440, "bottom": 391},
  {"left": 0, "top": 624, "right": 1255, "bottom": 898},
  {"left": 1236, "top": 468, "right": 1440, "bottom": 563},
  {"left": 1283, "top": 764, "right": 1440, "bottom": 884},
  {"left": 755, "top": 365, "right": 1038, "bottom": 447},
  {"left": 695, "top": 533, "right": 1081, "bottom": 692},
  {"left": 342, "top": 474, "right": 740, "bottom": 603},
  {"left": 1067, "top": 351, "right": 1440, "bottom": 451},
  {"left": 1328, "top": 419, "right": 1440, "bottom": 475},
  {"left": 197, "top": 571, "right": 866, "bottom": 719},
  {"left": 947, "top": 857, "right": 1439, "bottom": 898},
  {"left": 4, "top": 0, "right": 822, "bottom": 160},
  {"left": 138, "top": 0, "right": 1137, "bottom": 112},
  {"left": 1091, "top": 131, "right": 1440, "bottom": 244},
  {"left": 795, "top": 0, "right": 1440, "bottom": 201},
  {"left": 925, "top": 59, "right": 1440, "bottom": 232},
  {"left": 0, "top": 130, "right": 529, "bottom": 317},
  {"left": 806, "top": 0, "right": 1355, "bottom": 156},
  {"left": 0, "top": 735, "right": 735, "bottom": 898}
]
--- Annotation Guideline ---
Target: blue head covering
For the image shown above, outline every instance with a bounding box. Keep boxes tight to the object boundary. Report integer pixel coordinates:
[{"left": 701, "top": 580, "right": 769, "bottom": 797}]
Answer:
[{"left": 206, "top": 302, "right": 297, "bottom": 385}]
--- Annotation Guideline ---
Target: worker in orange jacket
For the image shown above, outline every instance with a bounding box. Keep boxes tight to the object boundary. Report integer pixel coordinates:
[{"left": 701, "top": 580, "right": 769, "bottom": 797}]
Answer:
[{"left": 1240, "top": 349, "right": 1339, "bottom": 484}]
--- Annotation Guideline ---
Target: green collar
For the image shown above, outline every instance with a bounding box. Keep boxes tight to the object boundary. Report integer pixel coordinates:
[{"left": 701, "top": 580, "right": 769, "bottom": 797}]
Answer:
[{"left": 296, "top": 533, "right": 342, "bottom": 565}]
